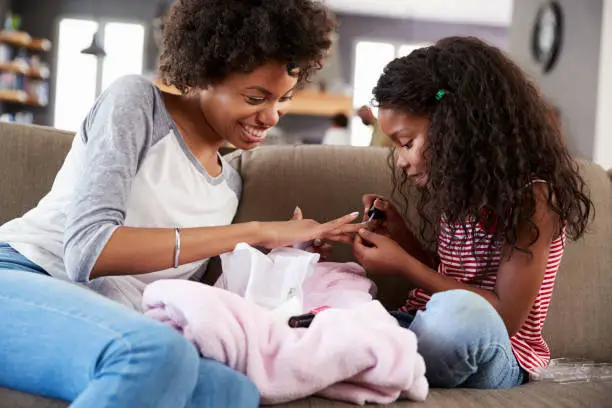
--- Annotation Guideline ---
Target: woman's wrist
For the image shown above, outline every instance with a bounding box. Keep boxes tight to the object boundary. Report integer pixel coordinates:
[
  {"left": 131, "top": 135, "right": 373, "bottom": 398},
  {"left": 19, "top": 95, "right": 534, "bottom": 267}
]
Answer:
[{"left": 246, "top": 221, "right": 267, "bottom": 246}]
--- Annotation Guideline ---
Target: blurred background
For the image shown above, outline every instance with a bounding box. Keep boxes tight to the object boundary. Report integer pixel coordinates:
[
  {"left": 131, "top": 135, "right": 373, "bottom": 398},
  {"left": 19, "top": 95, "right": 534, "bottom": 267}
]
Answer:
[{"left": 0, "top": 0, "right": 610, "bottom": 168}]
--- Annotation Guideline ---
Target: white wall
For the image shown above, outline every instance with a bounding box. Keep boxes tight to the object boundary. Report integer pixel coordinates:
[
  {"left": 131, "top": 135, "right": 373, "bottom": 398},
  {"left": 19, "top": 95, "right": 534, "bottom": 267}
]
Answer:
[
  {"left": 594, "top": 0, "right": 612, "bottom": 169},
  {"left": 509, "top": 0, "right": 604, "bottom": 162}
]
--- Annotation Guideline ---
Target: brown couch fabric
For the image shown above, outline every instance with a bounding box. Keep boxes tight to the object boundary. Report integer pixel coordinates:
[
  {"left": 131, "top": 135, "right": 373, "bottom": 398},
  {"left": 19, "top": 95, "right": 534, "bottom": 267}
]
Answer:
[
  {"left": 0, "top": 123, "right": 73, "bottom": 225},
  {"left": 2, "top": 381, "right": 610, "bottom": 408},
  {"left": 1, "top": 123, "right": 610, "bottom": 407}
]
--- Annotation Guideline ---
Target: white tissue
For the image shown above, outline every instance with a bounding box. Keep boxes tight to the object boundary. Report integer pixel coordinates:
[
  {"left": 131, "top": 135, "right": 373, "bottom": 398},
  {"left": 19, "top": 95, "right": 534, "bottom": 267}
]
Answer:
[{"left": 217, "top": 243, "right": 320, "bottom": 317}]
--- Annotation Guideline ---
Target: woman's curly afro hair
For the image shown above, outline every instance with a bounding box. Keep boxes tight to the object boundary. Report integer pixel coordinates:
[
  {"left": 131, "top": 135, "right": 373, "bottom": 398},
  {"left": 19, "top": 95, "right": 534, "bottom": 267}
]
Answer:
[
  {"left": 373, "top": 36, "right": 593, "bottom": 259},
  {"left": 159, "top": 0, "right": 336, "bottom": 92}
]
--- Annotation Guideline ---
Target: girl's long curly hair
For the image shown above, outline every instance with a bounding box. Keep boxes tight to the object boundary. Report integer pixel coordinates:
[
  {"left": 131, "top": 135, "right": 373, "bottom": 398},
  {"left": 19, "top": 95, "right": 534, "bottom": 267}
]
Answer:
[{"left": 373, "top": 36, "right": 592, "bottom": 260}]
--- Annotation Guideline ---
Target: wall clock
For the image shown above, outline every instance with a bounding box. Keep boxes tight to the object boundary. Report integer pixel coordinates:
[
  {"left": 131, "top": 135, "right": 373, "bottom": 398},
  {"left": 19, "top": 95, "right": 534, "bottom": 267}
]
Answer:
[{"left": 531, "top": 1, "right": 564, "bottom": 73}]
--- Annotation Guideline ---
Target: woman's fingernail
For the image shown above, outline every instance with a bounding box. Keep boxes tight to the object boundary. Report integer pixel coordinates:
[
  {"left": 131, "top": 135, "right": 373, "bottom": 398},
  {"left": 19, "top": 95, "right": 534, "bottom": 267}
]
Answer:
[
  {"left": 294, "top": 206, "right": 300, "bottom": 215},
  {"left": 350, "top": 211, "right": 359, "bottom": 217}
]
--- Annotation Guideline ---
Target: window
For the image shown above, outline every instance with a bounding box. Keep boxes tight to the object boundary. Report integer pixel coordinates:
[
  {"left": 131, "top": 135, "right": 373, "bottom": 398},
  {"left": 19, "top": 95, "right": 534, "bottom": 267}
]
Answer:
[
  {"left": 54, "top": 19, "right": 99, "bottom": 132},
  {"left": 352, "top": 42, "right": 396, "bottom": 117},
  {"left": 102, "top": 23, "right": 145, "bottom": 91},
  {"left": 398, "top": 43, "right": 431, "bottom": 58},
  {"left": 54, "top": 19, "right": 145, "bottom": 131},
  {"left": 351, "top": 41, "right": 431, "bottom": 146}
]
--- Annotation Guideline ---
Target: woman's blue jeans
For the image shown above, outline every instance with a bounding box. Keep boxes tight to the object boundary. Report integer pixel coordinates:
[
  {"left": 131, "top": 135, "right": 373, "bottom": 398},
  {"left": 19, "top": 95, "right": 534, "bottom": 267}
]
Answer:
[{"left": 0, "top": 244, "right": 259, "bottom": 408}]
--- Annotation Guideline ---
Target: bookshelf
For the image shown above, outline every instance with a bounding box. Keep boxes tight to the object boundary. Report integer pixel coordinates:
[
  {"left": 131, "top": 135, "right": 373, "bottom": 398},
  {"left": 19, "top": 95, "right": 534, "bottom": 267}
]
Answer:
[{"left": 0, "top": 27, "right": 52, "bottom": 122}]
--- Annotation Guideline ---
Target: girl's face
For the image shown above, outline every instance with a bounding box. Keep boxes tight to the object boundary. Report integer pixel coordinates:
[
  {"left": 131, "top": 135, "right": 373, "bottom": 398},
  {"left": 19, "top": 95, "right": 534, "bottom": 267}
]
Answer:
[
  {"left": 378, "top": 108, "right": 429, "bottom": 187},
  {"left": 198, "top": 62, "right": 298, "bottom": 150}
]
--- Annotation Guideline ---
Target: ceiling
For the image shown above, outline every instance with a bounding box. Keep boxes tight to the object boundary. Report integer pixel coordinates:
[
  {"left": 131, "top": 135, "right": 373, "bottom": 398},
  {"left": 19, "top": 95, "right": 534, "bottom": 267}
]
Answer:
[{"left": 322, "top": 0, "right": 514, "bottom": 27}]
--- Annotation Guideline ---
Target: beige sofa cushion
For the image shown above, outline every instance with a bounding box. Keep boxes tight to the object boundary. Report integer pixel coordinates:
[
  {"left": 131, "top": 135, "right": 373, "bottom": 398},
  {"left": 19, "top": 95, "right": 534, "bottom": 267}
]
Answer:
[
  {"left": 542, "top": 162, "right": 612, "bottom": 362},
  {"left": 274, "top": 382, "right": 612, "bottom": 408},
  {"left": 3, "top": 381, "right": 611, "bottom": 408},
  {"left": 0, "top": 123, "right": 74, "bottom": 225}
]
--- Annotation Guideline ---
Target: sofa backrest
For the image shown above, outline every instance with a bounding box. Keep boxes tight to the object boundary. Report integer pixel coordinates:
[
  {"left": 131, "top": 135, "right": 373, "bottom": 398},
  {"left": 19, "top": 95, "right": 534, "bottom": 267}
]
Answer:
[
  {"left": 540, "top": 162, "right": 612, "bottom": 362},
  {"left": 1, "top": 123, "right": 611, "bottom": 362},
  {"left": 0, "top": 122, "right": 74, "bottom": 225}
]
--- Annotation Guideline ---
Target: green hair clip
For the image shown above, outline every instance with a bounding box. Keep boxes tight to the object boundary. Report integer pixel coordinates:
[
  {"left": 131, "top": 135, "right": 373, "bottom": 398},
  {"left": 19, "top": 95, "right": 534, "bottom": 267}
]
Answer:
[{"left": 435, "top": 89, "right": 446, "bottom": 102}]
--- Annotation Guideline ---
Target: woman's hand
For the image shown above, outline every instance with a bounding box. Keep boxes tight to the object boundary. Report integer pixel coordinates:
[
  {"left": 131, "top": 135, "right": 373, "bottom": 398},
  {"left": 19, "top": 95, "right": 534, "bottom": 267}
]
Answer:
[
  {"left": 353, "top": 228, "right": 409, "bottom": 275},
  {"left": 291, "top": 207, "right": 333, "bottom": 260},
  {"left": 256, "top": 209, "right": 359, "bottom": 250},
  {"left": 304, "top": 238, "right": 333, "bottom": 261}
]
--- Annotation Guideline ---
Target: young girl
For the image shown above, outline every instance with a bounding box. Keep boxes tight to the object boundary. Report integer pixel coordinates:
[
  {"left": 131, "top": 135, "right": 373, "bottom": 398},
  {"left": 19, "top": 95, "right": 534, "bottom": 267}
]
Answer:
[
  {"left": 342, "top": 36, "right": 592, "bottom": 389},
  {"left": 0, "top": 0, "right": 354, "bottom": 406}
]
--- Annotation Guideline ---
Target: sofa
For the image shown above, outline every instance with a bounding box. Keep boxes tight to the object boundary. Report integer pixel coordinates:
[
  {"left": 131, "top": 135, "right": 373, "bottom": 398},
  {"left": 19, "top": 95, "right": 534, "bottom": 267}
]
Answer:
[{"left": 1, "top": 121, "right": 611, "bottom": 408}]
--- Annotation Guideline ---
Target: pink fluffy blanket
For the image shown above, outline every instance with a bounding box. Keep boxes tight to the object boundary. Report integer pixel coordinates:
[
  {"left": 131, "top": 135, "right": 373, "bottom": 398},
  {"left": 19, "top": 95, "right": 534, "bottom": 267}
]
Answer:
[{"left": 142, "top": 263, "right": 428, "bottom": 405}]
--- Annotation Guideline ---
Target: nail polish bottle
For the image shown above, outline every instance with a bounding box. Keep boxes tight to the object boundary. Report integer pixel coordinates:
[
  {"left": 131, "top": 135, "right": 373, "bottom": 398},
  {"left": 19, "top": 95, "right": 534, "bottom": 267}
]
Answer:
[{"left": 367, "top": 206, "right": 385, "bottom": 231}]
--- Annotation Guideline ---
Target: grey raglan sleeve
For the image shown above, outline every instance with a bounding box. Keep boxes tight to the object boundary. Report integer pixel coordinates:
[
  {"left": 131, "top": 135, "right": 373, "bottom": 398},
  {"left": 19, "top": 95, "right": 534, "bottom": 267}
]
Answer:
[{"left": 63, "top": 75, "right": 156, "bottom": 282}]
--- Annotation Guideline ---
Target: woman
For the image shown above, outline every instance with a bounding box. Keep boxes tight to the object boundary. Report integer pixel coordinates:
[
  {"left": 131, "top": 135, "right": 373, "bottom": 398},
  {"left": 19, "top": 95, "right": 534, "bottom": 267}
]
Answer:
[{"left": 0, "top": 0, "right": 353, "bottom": 406}]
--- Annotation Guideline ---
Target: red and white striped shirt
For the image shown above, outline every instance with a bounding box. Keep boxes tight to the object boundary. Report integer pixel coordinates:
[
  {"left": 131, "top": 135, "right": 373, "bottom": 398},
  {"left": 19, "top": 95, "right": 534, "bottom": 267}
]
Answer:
[{"left": 401, "top": 206, "right": 565, "bottom": 373}]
